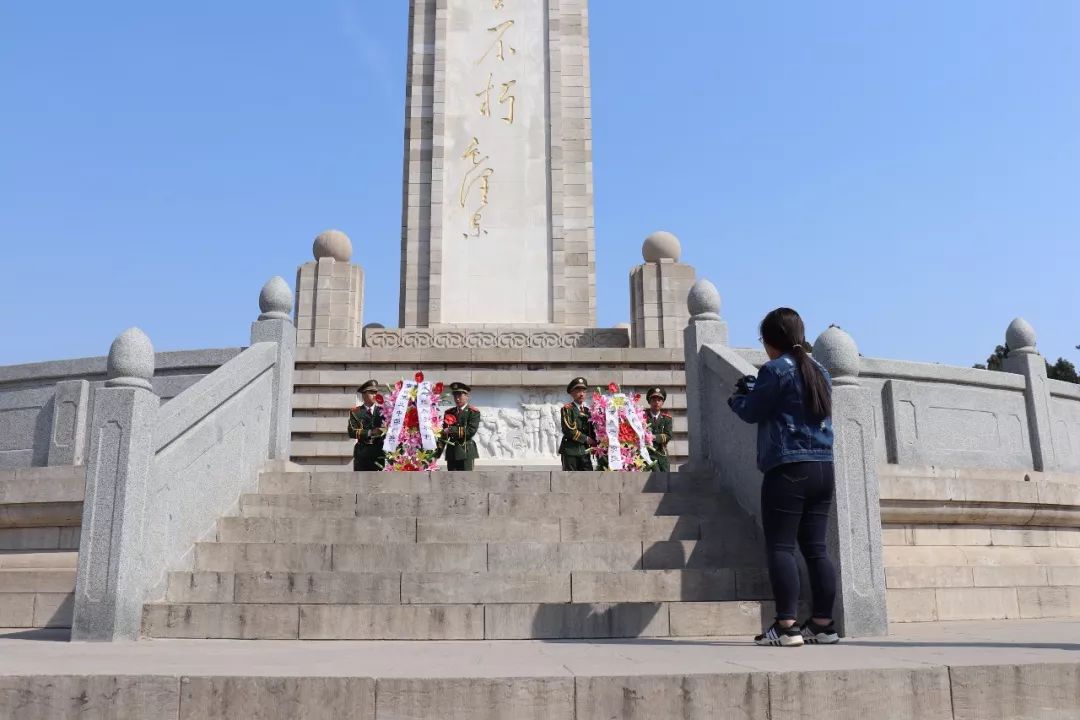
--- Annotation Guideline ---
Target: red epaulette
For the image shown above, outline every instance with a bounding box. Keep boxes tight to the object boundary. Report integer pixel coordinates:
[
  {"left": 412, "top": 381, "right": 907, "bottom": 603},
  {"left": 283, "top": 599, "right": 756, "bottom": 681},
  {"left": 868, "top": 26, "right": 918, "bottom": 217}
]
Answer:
[
  {"left": 563, "top": 402, "right": 574, "bottom": 409},
  {"left": 661, "top": 412, "right": 672, "bottom": 418},
  {"left": 351, "top": 405, "right": 361, "bottom": 412},
  {"left": 468, "top": 405, "right": 478, "bottom": 411}
]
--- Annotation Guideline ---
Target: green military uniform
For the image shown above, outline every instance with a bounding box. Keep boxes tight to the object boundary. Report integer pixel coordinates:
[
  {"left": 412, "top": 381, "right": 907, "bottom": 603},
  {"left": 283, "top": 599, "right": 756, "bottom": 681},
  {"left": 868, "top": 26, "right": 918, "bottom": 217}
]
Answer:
[
  {"left": 349, "top": 380, "right": 386, "bottom": 471},
  {"left": 646, "top": 386, "right": 672, "bottom": 472},
  {"left": 558, "top": 377, "right": 596, "bottom": 471},
  {"left": 441, "top": 382, "right": 481, "bottom": 471}
]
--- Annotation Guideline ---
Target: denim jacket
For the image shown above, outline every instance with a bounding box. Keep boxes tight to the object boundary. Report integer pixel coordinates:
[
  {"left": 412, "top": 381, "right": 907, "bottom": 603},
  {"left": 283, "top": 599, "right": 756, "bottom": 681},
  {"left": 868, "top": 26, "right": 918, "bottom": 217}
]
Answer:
[{"left": 727, "top": 354, "right": 834, "bottom": 473}]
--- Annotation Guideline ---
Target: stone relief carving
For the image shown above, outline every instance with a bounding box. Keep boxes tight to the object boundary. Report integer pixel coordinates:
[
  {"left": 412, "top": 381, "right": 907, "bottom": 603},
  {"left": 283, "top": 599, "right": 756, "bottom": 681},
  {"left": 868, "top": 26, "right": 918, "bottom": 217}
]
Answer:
[
  {"left": 461, "top": 389, "right": 582, "bottom": 463},
  {"left": 364, "top": 327, "right": 630, "bottom": 349}
]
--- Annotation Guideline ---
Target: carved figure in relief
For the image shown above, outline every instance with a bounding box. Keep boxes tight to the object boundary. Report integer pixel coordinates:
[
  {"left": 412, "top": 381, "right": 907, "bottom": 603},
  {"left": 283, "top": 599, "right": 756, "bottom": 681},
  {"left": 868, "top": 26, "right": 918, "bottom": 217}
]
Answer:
[
  {"left": 498, "top": 408, "right": 525, "bottom": 453},
  {"left": 541, "top": 405, "right": 560, "bottom": 456},
  {"left": 476, "top": 415, "right": 502, "bottom": 458},
  {"left": 522, "top": 404, "right": 543, "bottom": 454}
]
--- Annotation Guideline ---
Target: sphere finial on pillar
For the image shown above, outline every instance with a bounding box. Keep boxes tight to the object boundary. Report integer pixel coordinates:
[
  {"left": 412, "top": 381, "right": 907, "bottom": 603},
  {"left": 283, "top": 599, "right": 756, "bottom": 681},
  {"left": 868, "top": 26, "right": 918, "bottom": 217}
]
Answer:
[
  {"left": 642, "top": 231, "right": 682, "bottom": 263},
  {"left": 1006, "top": 317, "right": 1037, "bottom": 354},
  {"left": 259, "top": 276, "right": 294, "bottom": 321},
  {"left": 106, "top": 327, "right": 155, "bottom": 391},
  {"left": 686, "top": 278, "right": 721, "bottom": 321},
  {"left": 813, "top": 325, "right": 860, "bottom": 386},
  {"left": 312, "top": 229, "right": 353, "bottom": 262}
]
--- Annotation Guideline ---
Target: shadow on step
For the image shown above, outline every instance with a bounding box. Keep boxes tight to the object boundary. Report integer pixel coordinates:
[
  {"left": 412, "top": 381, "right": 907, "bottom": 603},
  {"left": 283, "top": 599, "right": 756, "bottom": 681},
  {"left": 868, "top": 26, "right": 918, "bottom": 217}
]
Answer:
[
  {"left": 530, "top": 472, "right": 774, "bottom": 641},
  {"left": 0, "top": 628, "right": 71, "bottom": 642}
]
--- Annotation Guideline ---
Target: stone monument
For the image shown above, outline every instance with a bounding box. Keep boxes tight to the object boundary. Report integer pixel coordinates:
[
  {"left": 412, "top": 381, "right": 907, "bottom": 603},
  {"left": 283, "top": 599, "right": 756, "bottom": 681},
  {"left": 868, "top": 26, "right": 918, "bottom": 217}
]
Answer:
[{"left": 399, "top": 0, "right": 596, "bottom": 329}]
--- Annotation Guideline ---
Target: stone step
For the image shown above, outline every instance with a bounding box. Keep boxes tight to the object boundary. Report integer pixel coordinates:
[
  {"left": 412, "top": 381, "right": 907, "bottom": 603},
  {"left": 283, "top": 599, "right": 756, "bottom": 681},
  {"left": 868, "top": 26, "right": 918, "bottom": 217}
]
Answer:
[
  {"left": 164, "top": 569, "right": 763, "bottom": 605},
  {"left": 0, "top": 592, "right": 73, "bottom": 628},
  {"left": 191, "top": 540, "right": 759, "bottom": 573},
  {"left": 258, "top": 471, "right": 721, "bottom": 496},
  {"left": 237, "top": 492, "right": 732, "bottom": 519},
  {"left": 886, "top": 564, "right": 1080, "bottom": 589},
  {"left": 0, "top": 569, "right": 76, "bottom": 593},
  {"left": 142, "top": 600, "right": 769, "bottom": 640},
  {"left": 0, "top": 551, "right": 78, "bottom": 569},
  {"left": 884, "top": 545, "right": 1080, "bottom": 567},
  {"left": 216, "top": 516, "right": 718, "bottom": 544},
  {"left": 216, "top": 517, "right": 416, "bottom": 544}
]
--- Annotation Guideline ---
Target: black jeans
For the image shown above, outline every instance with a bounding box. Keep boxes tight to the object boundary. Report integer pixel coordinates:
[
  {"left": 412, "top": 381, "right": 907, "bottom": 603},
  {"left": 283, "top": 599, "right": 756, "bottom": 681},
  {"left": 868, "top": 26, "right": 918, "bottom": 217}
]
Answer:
[{"left": 761, "top": 460, "right": 837, "bottom": 621}]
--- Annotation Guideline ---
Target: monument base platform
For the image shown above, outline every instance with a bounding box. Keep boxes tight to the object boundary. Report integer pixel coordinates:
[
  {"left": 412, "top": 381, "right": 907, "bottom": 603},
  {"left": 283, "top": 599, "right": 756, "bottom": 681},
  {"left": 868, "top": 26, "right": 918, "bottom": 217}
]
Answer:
[{"left": 3, "top": 620, "right": 1078, "bottom": 718}]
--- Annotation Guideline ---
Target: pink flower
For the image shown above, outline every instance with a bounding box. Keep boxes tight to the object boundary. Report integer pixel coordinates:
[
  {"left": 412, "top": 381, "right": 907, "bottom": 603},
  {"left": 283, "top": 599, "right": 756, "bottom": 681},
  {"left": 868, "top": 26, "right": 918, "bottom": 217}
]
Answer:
[
  {"left": 434, "top": 382, "right": 444, "bottom": 394},
  {"left": 608, "top": 382, "right": 619, "bottom": 394}
]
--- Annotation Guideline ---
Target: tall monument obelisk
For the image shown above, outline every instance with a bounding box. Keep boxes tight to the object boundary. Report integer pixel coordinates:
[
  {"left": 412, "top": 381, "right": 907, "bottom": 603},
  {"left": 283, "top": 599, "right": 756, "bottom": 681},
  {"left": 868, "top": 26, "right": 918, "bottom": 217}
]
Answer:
[{"left": 399, "top": 0, "right": 596, "bottom": 328}]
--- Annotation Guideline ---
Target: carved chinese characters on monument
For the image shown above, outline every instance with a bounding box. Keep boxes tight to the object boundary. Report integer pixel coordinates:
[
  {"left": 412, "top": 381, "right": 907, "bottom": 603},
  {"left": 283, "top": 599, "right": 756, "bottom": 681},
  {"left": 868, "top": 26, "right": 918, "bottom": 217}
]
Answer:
[
  {"left": 459, "top": 1, "right": 519, "bottom": 239},
  {"left": 441, "top": 0, "right": 552, "bottom": 323}
]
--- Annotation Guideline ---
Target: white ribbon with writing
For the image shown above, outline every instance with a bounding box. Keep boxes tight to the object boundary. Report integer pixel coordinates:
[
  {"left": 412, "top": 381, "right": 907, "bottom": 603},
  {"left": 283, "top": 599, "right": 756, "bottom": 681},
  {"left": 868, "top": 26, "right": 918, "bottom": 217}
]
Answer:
[
  {"left": 622, "top": 397, "right": 652, "bottom": 465},
  {"left": 604, "top": 399, "right": 623, "bottom": 470},
  {"left": 383, "top": 381, "right": 416, "bottom": 453},
  {"left": 415, "top": 381, "right": 438, "bottom": 451}
]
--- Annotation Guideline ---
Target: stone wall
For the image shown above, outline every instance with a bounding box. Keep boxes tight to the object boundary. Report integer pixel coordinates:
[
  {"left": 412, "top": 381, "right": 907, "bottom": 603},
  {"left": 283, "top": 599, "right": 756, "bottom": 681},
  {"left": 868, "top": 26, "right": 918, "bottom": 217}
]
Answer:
[
  {"left": 1049, "top": 379, "right": 1080, "bottom": 472},
  {"left": 730, "top": 351, "right": 1080, "bottom": 473},
  {"left": 0, "top": 348, "right": 241, "bottom": 471},
  {"left": 880, "top": 465, "right": 1080, "bottom": 622}
]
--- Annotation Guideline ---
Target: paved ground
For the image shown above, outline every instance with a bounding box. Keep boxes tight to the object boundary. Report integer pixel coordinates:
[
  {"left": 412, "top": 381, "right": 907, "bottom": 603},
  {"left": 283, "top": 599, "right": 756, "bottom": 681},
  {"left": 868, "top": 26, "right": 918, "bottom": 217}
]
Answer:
[{"left": 2, "top": 620, "right": 1077, "bottom": 678}]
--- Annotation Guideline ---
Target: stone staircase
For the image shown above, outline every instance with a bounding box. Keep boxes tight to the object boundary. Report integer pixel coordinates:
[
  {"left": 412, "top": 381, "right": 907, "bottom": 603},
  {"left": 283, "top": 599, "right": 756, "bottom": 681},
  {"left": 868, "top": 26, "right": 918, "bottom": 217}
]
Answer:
[{"left": 142, "top": 469, "right": 771, "bottom": 640}]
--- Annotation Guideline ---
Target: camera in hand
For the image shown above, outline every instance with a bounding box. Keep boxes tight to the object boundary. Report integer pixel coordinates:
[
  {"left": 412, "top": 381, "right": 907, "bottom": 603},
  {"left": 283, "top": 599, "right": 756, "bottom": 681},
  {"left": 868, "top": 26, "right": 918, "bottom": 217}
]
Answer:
[{"left": 734, "top": 375, "right": 756, "bottom": 395}]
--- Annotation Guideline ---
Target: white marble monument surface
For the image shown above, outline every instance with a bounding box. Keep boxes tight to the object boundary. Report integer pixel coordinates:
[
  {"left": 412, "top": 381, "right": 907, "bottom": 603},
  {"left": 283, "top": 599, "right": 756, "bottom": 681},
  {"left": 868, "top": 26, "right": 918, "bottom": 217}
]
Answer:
[
  {"left": 400, "top": 0, "right": 597, "bottom": 328},
  {"left": 440, "top": 0, "right": 551, "bottom": 324}
]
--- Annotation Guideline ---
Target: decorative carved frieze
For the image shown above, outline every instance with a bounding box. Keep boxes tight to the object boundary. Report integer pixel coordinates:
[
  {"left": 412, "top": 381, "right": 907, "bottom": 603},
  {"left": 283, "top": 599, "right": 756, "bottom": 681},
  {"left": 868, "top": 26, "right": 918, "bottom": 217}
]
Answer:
[{"left": 364, "top": 327, "right": 630, "bottom": 349}]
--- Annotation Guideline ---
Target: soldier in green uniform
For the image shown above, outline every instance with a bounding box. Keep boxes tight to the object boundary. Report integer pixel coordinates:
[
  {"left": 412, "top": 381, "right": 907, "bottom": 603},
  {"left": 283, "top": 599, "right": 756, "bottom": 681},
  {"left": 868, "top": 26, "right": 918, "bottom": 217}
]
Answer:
[
  {"left": 558, "top": 377, "right": 596, "bottom": 471},
  {"left": 440, "top": 382, "right": 481, "bottom": 471},
  {"left": 645, "top": 386, "right": 673, "bottom": 472},
  {"left": 348, "top": 380, "right": 386, "bottom": 471}
]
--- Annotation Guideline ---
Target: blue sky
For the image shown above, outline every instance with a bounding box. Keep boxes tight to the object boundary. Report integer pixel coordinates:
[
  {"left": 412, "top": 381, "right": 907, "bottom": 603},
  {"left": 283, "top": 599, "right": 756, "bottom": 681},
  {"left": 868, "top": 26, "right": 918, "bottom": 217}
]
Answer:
[{"left": 1, "top": 1, "right": 1077, "bottom": 368}]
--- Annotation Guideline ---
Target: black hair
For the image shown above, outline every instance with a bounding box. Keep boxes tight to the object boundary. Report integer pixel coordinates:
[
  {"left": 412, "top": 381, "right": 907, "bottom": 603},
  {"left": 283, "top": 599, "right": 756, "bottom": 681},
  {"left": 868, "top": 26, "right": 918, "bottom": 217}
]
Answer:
[{"left": 759, "top": 307, "right": 832, "bottom": 419}]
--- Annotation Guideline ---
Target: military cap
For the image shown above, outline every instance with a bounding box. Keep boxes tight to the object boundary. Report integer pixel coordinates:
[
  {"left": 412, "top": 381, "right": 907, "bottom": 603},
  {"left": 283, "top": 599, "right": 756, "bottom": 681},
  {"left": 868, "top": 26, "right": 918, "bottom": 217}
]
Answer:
[
  {"left": 567, "top": 377, "right": 589, "bottom": 393},
  {"left": 646, "top": 387, "right": 667, "bottom": 401},
  {"left": 450, "top": 382, "right": 471, "bottom": 394},
  {"left": 358, "top": 380, "right": 379, "bottom": 393}
]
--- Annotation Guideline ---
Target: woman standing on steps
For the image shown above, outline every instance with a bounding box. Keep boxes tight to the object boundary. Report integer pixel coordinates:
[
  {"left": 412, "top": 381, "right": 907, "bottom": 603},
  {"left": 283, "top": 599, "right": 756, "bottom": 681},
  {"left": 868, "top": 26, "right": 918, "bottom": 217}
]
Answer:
[{"left": 728, "top": 308, "right": 840, "bottom": 647}]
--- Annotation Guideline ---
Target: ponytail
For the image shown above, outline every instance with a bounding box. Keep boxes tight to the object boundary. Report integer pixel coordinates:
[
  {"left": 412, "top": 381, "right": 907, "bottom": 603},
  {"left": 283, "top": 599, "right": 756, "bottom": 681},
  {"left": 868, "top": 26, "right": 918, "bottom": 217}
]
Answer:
[
  {"left": 790, "top": 344, "right": 831, "bottom": 419},
  {"left": 759, "top": 308, "right": 832, "bottom": 419}
]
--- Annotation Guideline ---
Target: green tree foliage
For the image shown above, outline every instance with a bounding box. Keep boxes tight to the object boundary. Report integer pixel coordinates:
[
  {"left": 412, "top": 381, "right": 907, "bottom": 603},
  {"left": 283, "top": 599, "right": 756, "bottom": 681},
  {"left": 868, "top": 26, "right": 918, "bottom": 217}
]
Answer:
[
  {"left": 973, "top": 345, "right": 1008, "bottom": 372},
  {"left": 974, "top": 345, "right": 1079, "bottom": 384},
  {"left": 1047, "top": 358, "right": 1079, "bottom": 384}
]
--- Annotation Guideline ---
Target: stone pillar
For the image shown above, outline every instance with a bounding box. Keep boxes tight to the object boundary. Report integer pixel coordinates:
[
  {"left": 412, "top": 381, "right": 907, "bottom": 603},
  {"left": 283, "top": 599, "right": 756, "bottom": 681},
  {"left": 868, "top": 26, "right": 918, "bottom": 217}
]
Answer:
[
  {"left": 399, "top": 0, "right": 596, "bottom": 328},
  {"left": 295, "top": 229, "right": 364, "bottom": 347},
  {"left": 72, "top": 328, "right": 158, "bottom": 641},
  {"left": 252, "top": 276, "right": 296, "bottom": 461},
  {"left": 814, "top": 326, "right": 888, "bottom": 637},
  {"left": 630, "top": 231, "right": 696, "bottom": 348},
  {"left": 47, "top": 379, "right": 90, "bottom": 466},
  {"left": 682, "top": 279, "right": 728, "bottom": 469},
  {"left": 1002, "top": 318, "right": 1058, "bottom": 471}
]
